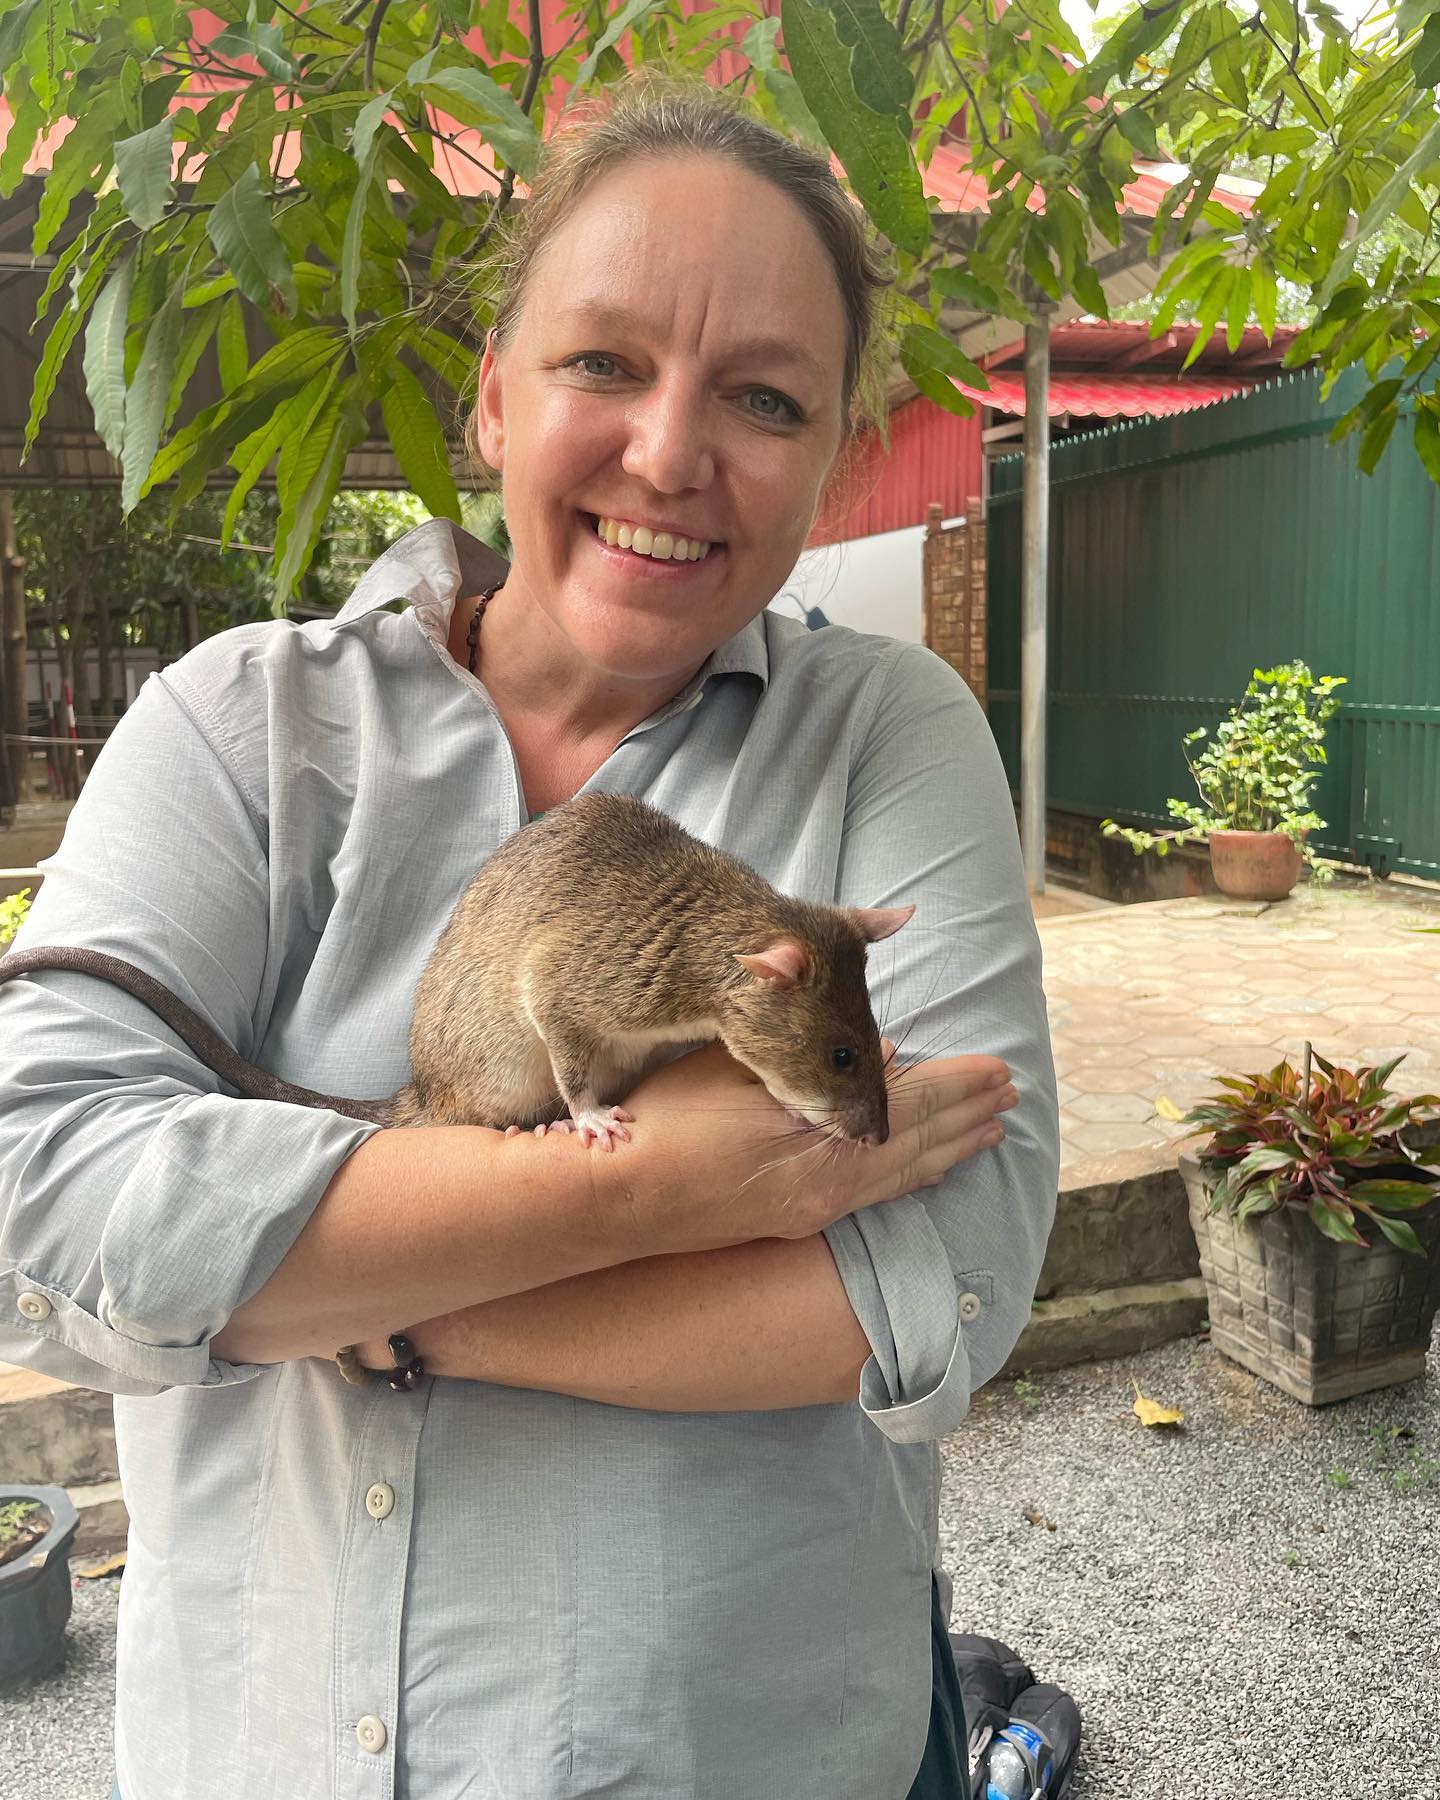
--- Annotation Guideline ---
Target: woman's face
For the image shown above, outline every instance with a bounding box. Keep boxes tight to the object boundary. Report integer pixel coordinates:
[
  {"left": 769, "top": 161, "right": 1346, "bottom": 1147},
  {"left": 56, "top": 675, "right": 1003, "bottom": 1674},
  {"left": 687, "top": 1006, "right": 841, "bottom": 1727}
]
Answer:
[{"left": 471, "top": 154, "right": 851, "bottom": 691}]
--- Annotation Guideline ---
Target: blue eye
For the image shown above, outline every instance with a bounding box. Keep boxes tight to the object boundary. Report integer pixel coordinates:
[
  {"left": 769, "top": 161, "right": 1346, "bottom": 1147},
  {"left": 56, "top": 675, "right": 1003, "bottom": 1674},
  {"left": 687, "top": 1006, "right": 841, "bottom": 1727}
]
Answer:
[{"left": 750, "top": 388, "right": 803, "bottom": 423}]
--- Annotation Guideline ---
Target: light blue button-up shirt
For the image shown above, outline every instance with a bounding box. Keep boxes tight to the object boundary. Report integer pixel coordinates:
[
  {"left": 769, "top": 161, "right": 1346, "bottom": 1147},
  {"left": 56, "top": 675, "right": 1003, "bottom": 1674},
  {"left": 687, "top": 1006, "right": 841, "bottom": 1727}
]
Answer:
[{"left": 0, "top": 520, "right": 1057, "bottom": 1799}]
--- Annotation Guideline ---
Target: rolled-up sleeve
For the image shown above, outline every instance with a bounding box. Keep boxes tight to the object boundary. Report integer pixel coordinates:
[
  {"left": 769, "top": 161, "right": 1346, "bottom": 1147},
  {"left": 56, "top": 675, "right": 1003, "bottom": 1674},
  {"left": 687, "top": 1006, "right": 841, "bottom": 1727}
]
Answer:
[
  {"left": 822, "top": 643, "right": 1060, "bottom": 1444},
  {"left": 0, "top": 669, "right": 381, "bottom": 1397}
]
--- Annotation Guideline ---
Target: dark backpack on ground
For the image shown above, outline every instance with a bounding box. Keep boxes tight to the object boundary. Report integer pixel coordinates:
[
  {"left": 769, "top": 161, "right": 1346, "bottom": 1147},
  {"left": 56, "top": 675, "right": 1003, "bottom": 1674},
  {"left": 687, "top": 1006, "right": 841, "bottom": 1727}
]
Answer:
[{"left": 948, "top": 1632, "right": 1082, "bottom": 1799}]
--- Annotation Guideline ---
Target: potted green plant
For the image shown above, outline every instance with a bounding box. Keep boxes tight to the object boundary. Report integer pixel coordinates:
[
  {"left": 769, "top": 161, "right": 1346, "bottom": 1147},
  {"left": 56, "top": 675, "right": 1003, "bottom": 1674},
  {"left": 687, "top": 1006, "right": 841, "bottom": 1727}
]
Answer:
[
  {"left": 1177, "top": 1048, "right": 1440, "bottom": 1405},
  {"left": 1102, "top": 661, "right": 1346, "bottom": 900},
  {"left": 0, "top": 1485, "right": 82, "bottom": 1692}
]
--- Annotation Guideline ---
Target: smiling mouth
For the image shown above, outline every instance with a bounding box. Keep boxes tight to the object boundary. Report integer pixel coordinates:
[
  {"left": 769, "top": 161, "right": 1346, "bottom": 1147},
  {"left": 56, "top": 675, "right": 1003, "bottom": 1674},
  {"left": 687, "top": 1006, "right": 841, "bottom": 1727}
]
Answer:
[{"left": 583, "top": 512, "right": 722, "bottom": 563}]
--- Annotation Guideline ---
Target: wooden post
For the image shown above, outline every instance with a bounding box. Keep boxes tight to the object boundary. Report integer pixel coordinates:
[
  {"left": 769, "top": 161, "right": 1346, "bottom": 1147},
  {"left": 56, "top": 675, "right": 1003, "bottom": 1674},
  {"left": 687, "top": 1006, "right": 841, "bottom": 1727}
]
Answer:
[{"left": 0, "top": 490, "right": 30, "bottom": 803}]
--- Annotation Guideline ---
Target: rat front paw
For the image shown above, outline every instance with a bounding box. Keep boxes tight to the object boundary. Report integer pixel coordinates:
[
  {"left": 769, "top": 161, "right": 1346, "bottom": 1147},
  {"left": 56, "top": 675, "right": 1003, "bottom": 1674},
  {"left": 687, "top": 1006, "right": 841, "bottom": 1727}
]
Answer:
[{"left": 571, "top": 1106, "right": 634, "bottom": 1151}]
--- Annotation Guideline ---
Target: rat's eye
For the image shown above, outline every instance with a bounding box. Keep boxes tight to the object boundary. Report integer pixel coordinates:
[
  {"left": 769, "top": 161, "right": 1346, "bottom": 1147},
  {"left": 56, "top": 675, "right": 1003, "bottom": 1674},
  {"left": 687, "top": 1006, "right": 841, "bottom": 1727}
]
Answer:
[{"left": 830, "top": 1046, "right": 857, "bottom": 1072}]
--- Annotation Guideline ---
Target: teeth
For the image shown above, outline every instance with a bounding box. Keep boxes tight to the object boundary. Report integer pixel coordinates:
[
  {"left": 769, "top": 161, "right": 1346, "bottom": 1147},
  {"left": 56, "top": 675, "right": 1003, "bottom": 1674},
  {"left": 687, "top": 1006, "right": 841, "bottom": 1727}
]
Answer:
[{"left": 595, "top": 516, "right": 714, "bottom": 561}]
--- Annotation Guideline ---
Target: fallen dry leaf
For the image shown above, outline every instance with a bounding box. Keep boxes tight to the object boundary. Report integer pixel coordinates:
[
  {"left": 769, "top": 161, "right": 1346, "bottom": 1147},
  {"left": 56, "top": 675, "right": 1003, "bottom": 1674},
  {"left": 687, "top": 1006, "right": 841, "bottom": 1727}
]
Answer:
[
  {"left": 1131, "top": 1378, "right": 1185, "bottom": 1428},
  {"left": 74, "top": 1551, "right": 127, "bottom": 1578},
  {"left": 1022, "top": 1505, "right": 1058, "bottom": 1531},
  {"left": 1152, "top": 1094, "right": 1187, "bottom": 1122}
]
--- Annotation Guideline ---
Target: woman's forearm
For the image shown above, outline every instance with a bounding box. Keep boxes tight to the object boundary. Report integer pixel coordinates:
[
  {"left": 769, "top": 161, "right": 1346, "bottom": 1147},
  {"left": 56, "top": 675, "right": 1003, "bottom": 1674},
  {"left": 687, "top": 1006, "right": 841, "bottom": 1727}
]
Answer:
[
  {"left": 210, "top": 1124, "right": 624, "bottom": 1367},
  {"left": 377, "top": 1233, "right": 873, "bottom": 1411}
]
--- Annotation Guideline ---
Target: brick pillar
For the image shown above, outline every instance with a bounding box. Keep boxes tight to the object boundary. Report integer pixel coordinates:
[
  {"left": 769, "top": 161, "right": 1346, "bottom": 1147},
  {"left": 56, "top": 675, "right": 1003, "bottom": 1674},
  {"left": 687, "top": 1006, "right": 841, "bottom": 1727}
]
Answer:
[{"left": 921, "top": 499, "right": 987, "bottom": 713}]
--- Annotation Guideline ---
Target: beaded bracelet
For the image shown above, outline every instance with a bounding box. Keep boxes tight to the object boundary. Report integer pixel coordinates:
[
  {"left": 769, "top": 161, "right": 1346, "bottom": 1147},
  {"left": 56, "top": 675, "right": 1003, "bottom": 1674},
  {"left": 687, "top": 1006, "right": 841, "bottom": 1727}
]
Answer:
[
  {"left": 334, "top": 1332, "right": 426, "bottom": 1389},
  {"left": 386, "top": 1331, "right": 426, "bottom": 1391}
]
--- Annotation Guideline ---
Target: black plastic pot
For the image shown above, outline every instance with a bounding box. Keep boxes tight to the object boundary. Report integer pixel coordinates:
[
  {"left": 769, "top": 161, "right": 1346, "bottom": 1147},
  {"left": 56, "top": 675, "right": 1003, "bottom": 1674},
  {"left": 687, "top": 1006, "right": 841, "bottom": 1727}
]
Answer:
[{"left": 0, "top": 1484, "right": 80, "bottom": 1693}]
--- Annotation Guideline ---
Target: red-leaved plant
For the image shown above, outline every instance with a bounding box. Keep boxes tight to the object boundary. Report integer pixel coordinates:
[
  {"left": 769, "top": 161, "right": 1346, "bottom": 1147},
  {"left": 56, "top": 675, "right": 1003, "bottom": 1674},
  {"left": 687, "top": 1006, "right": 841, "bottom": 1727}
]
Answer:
[{"left": 1182, "top": 1051, "right": 1440, "bottom": 1255}]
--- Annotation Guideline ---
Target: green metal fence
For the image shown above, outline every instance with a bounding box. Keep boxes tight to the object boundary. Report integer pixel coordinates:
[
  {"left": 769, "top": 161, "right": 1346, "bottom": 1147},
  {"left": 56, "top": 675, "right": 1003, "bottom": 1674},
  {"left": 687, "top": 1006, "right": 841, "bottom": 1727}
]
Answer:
[{"left": 987, "top": 369, "right": 1440, "bottom": 879}]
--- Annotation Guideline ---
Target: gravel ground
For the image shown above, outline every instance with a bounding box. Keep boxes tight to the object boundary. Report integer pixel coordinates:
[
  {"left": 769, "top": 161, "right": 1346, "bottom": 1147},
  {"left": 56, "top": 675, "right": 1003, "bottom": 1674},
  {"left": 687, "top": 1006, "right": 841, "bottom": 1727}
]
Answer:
[
  {"left": 1, "top": 1564, "right": 117, "bottom": 1800},
  {"left": 4, "top": 1326, "right": 1437, "bottom": 1800}
]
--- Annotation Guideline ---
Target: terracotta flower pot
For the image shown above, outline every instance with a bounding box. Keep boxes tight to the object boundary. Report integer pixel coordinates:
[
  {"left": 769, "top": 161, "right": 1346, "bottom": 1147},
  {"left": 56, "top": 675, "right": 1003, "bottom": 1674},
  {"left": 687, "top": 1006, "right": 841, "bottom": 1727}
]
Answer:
[{"left": 1207, "top": 829, "right": 1303, "bottom": 900}]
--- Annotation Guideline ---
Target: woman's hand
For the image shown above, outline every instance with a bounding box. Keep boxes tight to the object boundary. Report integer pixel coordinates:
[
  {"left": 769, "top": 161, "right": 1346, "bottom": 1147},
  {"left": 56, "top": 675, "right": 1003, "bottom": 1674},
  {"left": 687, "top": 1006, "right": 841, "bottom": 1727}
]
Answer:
[{"left": 590, "top": 1041, "right": 1018, "bottom": 1261}]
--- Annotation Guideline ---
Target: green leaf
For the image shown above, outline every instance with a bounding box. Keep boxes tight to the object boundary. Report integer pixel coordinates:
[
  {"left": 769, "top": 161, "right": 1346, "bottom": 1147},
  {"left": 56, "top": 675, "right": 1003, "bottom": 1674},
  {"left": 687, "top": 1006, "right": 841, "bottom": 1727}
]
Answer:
[
  {"left": 573, "top": 0, "right": 665, "bottom": 89},
  {"left": 900, "top": 322, "right": 988, "bottom": 390},
  {"left": 121, "top": 284, "right": 184, "bottom": 514},
  {"left": 350, "top": 89, "right": 394, "bottom": 166},
  {"left": 1415, "top": 403, "right": 1440, "bottom": 485},
  {"left": 341, "top": 135, "right": 384, "bottom": 337},
  {"left": 1346, "top": 1179, "right": 1439, "bottom": 1209},
  {"left": 1210, "top": 9, "right": 1251, "bottom": 110},
  {"left": 1182, "top": 265, "right": 1235, "bottom": 369},
  {"left": 1309, "top": 1191, "right": 1367, "bottom": 1244},
  {"left": 271, "top": 378, "right": 364, "bottom": 612},
  {"left": 1225, "top": 265, "right": 1250, "bottom": 353},
  {"left": 23, "top": 232, "right": 125, "bottom": 462},
  {"left": 216, "top": 293, "right": 249, "bottom": 394},
  {"left": 780, "top": 0, "right": 930, "bottom": 258},
  {"left": 222, "top": 379, "right": 319, "bottom": 548},
  {"left": 33, "top": 101, "right": 121, "bottom": 255},
  {"left": 380, "top": 362, "right": 462, "bottom": 522},
  {"left": 406, "top": 323, "right": 476, "bottom": 394},
  {"left": 1115, "top": 106, "right": 1160, "bottom": 160},
  {"left": 1370, "top": 1213, "right": 1426, "bottom": 1255},
  {"left": 0, "top": 82, "right": 44, "bottom": 200},
  {"left": 1357, "top": 404, "right": 1398, "bottom": 475},
  {"left": 81, "top": 248, "right": 136, "bottom": 461},
  {"left": 206, "top": 162, "right": 298, "bottom": 317},
  {"left": 1317, "top": 116, "right": 1440, "bottom": 308},
  {"left": 114, "top": 119, "right": 175, "bottom": 231},
  {"left": 416, "top": 67, "right": 541, "bottom": 181},
  {"left": 1252, "top": 257, "right": 1278, "bottom": 341},
  {"left": 816, "top": 0, "right": 913, "bottom": 122}
]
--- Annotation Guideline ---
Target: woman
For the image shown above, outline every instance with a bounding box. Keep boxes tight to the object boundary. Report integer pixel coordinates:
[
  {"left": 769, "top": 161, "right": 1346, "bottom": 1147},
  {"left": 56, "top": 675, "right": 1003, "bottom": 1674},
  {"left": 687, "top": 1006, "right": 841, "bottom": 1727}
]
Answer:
[{"left": 0, "top": 74, "right": 1057, "bottom": 1800}]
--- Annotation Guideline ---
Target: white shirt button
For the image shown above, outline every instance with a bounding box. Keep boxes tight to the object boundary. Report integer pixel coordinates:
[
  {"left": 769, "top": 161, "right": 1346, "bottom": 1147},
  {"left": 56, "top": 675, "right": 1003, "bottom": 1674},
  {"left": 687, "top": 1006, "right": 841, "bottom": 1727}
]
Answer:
[
  {"left": 365, "top": 1482, "right": 395, "bottom": 1520},
  {"left": 17, "top": 1292, "right": 53, "bottom": 1321},
  {"left": 356, "top": 1715, "right": 388, "bottom": 1753},
  {"left": 957, "top": 1292, "right": 983, "bottom": 1322}
]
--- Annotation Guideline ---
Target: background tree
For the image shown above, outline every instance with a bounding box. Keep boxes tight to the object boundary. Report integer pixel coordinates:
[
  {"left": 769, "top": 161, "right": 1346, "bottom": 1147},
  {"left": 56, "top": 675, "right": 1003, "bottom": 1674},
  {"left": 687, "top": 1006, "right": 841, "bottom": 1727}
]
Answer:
[{"left": 4, "top": 0, "right": 1440, "bottom": 607}]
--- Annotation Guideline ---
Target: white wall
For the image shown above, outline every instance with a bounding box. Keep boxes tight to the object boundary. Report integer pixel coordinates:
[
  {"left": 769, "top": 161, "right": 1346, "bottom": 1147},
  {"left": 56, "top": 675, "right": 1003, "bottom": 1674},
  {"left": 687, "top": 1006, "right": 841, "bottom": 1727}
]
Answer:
[{"left": 769, "top": 520, "right": 938, "bottom": 643}]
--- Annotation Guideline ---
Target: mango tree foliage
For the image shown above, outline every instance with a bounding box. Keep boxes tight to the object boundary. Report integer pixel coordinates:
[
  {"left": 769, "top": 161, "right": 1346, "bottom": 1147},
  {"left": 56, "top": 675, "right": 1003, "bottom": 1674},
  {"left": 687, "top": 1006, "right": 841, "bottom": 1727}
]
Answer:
[{"left": 3, "top": 0, "right": 1439, "bottom": 609}]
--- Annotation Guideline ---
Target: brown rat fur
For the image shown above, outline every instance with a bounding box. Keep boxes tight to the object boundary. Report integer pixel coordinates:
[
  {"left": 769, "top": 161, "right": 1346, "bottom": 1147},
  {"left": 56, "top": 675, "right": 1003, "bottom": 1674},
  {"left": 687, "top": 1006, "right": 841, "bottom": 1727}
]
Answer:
[{"left": 0, "top": 794, "right": 911, "bottom": 1147}]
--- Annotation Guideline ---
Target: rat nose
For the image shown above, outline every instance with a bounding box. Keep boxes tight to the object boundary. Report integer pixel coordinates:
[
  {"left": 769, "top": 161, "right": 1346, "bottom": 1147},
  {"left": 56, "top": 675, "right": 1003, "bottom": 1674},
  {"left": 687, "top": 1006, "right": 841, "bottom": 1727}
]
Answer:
[{"left": 857, "top": 1119, "right": 889, "bottom": 1149}]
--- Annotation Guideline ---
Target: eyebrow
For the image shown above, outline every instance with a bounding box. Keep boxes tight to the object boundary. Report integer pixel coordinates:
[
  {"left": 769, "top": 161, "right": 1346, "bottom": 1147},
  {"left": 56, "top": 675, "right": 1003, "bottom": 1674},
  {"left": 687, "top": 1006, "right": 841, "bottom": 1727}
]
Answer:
[{"left": 557, "top": 302, "right": 831, "bottom": 387}]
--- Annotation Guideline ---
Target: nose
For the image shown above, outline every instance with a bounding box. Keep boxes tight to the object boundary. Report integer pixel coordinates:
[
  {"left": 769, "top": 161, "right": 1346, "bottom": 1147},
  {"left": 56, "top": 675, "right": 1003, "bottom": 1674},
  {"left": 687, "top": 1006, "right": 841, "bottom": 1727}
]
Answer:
[
  {"left": 620, "top": 376, "right": 717, "bottom": 493},
  {"left": 857, "top": 1118, "right": 889, "bottom": 1149}
]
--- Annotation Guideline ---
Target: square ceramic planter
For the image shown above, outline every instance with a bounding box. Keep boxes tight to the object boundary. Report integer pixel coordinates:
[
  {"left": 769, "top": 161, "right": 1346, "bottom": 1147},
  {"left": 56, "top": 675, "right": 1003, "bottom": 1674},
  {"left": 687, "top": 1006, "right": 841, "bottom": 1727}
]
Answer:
[{"left": 1179, "top": 1153, "right": 1440, "bottom": 1405}]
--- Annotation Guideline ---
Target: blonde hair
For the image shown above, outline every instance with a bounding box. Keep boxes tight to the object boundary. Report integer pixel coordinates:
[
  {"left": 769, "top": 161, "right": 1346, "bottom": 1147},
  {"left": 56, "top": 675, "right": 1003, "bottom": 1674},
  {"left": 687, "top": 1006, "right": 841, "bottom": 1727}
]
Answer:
[{"left": 466, "top": 67, "right": 897, "bottom": 532}]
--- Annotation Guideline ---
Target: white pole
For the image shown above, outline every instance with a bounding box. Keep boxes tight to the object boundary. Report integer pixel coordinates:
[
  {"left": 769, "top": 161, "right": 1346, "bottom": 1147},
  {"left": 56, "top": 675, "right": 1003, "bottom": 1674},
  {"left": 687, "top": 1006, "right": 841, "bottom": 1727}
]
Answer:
[{"left": 1021, "top": 313, "right": 1051, "bottom": 895}]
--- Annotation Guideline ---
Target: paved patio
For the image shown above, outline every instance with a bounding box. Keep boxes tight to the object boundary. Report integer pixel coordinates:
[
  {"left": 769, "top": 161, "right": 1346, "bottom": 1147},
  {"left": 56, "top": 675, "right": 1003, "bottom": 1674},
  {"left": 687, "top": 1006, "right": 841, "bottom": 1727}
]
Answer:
[{"left": 1037, "top": 876, "right": 1440, "bottom": 1173}]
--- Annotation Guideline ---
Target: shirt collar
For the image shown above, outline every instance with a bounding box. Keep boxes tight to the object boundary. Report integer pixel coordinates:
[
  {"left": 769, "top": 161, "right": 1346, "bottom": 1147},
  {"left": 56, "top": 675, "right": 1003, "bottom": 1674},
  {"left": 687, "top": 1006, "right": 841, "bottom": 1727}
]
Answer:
[{"left": 330, "top": 517, "right": 769, "bottom": 692}]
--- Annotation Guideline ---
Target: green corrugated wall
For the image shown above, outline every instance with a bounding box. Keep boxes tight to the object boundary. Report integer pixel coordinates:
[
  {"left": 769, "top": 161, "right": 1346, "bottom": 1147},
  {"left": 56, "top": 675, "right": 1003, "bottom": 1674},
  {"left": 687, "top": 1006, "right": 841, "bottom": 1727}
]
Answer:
[{"left": 987, "top": 368, "right": 1440, "bottom": 878}]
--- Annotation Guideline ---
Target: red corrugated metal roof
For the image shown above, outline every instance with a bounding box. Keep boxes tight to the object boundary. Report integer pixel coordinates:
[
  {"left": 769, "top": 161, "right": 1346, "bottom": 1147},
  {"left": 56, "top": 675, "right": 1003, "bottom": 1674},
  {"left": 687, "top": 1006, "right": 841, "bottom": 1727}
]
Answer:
[{"left": 960, "top": 372, "right": 1255, "bottom": 418}]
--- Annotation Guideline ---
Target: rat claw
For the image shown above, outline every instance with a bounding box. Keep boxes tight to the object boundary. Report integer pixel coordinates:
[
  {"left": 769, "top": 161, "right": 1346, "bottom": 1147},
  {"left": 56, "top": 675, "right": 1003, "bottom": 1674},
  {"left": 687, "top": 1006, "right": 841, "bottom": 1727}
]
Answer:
[{"left": 503, "top": 1124, "right": 520, "bottom": 1139}]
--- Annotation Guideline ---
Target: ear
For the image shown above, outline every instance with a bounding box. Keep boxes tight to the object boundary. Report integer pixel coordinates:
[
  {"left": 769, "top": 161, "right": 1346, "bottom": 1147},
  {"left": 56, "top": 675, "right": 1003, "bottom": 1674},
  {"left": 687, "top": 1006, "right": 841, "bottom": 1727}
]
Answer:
[
  {"left": 735, "top": 938, "right": 810, "bottom": 989},
  {"left": 853, "top": 904, "right": 915, "bottom": 943},
  {"left": 472, "top": 330, "right": 505, "bottom": 469}
]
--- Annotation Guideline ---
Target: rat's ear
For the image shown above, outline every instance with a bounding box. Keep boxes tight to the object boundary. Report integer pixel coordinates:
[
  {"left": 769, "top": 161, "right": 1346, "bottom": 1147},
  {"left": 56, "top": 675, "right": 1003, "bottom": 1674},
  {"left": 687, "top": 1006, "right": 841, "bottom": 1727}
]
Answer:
[
  {"left": 853, "top": 904, "right": 915, "bottom": 943},
  {"left": 735, "top": 939, "right": 810, "bottom": 989}
]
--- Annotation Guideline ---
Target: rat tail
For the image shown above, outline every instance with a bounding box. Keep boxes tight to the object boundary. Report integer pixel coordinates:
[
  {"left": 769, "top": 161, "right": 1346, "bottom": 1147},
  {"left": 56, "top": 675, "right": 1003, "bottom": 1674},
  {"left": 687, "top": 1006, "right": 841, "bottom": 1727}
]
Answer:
[{"left": 0, "top": 945, "right": 396, "bottom": 1126}]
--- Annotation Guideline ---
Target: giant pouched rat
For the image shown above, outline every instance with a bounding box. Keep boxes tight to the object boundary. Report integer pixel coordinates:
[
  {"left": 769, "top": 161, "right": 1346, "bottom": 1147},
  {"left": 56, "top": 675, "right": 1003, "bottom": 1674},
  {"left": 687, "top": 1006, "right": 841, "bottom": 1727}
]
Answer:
[{"left": 0, "top": 793, "right": 913, "bottom": 1149}]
